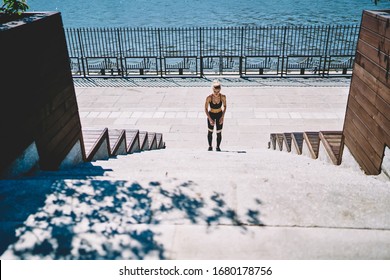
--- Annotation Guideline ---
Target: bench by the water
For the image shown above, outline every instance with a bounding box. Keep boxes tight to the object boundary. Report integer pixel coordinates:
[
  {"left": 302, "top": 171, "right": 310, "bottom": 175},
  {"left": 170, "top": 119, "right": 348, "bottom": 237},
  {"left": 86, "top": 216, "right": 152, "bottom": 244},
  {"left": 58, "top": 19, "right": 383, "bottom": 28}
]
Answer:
[{"left": 242, "top": 56, "right": 280, "bottom": 76}]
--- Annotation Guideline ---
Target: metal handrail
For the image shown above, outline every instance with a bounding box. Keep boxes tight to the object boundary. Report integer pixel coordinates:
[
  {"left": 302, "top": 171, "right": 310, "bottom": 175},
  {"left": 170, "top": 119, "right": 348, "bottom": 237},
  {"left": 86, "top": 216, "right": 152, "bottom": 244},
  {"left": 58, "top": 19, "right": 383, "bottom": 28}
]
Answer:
[{"left": 65, "top": 25, "right": 359, "bottom": 77}]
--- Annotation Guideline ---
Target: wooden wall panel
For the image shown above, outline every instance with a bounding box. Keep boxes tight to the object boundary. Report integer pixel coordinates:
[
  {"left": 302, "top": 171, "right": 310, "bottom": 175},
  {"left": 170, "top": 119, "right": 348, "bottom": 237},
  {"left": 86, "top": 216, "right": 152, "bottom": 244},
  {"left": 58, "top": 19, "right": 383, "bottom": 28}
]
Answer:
[
  {"left": 359, "top": 28, "right": 390, "bottom": 54},
  {"left": 0, "top": 12, "right": 83, "bottom": 175},
  {"left": 357, "top": 39, "right": 389, "bottom": 71},
  {"left": 361, "top": 11, "right": 390, "bottom": 39},
  {"left": 343, "top": 10, "right": 390, "bottom": 175},
  {"left": 354, "top": 64, "right": 390, "bottom": 105},
  {"left": 345, "top": 97, "right": 383, "bottom": 157},
  {"left": 344, "top": 128, "right": 379, "bottom": 175},
  {"left": 355, "top": 52, "right": 390, "bottom": 88},
  {"left": 345, "top": 97, "right": 384, "bottom": 164}
]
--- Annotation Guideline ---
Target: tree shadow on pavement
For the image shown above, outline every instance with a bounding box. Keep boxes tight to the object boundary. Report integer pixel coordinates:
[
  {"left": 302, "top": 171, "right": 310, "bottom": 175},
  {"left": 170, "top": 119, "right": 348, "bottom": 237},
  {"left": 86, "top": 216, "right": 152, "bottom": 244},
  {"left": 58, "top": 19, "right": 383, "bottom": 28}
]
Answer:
[{"left": 0, "top": 175, "right": 263, "bottom": 259}]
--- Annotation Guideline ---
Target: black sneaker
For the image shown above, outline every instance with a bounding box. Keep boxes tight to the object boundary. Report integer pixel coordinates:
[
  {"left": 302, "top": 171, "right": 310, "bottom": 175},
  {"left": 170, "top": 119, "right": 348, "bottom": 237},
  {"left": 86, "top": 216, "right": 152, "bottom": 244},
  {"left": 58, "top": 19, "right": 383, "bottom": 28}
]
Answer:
[
  {"left": 208, "top": 147, "right": 213, "bottom": 151},
  {"left": 216, "top": 147, "right": 221, "bottom": 152}
]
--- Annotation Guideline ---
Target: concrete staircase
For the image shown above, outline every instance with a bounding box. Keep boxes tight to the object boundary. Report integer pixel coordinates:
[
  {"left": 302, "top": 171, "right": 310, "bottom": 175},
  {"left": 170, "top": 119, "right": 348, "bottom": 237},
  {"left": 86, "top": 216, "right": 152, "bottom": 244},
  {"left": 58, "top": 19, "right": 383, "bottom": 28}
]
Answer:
[
  {"left": 82, "top": 128, "right": 165, "bottom": 162},
  {"left": 1, "top": 148, "right": 390, "bottom": 260},
  {"left": 269, "top": 131, "right": 343, "bottom": 166}
]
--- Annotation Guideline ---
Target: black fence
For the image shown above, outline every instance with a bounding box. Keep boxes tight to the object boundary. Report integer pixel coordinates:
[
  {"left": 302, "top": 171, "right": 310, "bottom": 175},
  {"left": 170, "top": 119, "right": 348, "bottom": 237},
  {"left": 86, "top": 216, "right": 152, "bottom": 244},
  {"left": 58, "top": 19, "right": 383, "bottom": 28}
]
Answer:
[{"left": 65, "top": 25, "right": 359, "bottom": 78}]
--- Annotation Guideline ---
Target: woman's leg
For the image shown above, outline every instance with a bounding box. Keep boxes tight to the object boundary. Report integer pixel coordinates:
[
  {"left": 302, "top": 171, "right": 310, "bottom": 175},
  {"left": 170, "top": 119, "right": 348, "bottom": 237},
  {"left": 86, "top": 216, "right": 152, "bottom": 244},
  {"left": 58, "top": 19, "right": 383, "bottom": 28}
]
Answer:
[
  {"left": 216, "top": 132, "right": 222, "bottom": 149},
  {"left": 207, "top": 113, "right": 214, "bottom": 149},
  {"left": 216, "top": 112, "right": 223, "bottom": 150},
  {"left": 208, "top": 131, "right": 213, "bottom": 147}
]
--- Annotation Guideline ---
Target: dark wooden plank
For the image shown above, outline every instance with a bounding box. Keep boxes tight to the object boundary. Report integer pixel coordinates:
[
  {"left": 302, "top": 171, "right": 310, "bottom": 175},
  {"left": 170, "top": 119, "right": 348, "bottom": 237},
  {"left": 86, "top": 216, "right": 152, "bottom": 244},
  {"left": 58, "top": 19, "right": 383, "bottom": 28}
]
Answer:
[
  {"left": 359, "top": 27, "right": 390, "bottom": 54},
  {"left": 139, "top": 131, "right": 149, "bottom": 151},
  {"left": 269, "top": 133, "right": 277, "bottom": 150},
  {"left": 351, "top": 74, "right": 377, "bottom": 105},
  {"left": 283, "top": 133, "right": 292, "bottom": 152},
  {"left": 361, "top": 11, "right": 381, "bottom": 35},
  {"left": 353, "top": 64, "right": 390, "bottom": 106},
  {"left": 361, "top": 11, "right": 390, "bottom": 40},
  {"left": 303, "top": 131, "right": 320, "bottom": 159},
  {"left": 125, "top": 130, "right": 140, "bottom": 153},
  {"left": 50, "top": 97, "right": 79, "bottom": 127},
  {"left": 108, "top": 129, "right": 126, "bottom": 155},
  {"left": 35, "top": 84, "right": 76, "bottom": 124},
  {"left": 0, "top": 12, "right": 81, "bottom": 175},
  {"left": 55, "top": 130, "right": 84, "bottom": 167},
  {"left": 38, "top": 121, "right": 81, "bottom": 169},
  {"left": 344, "top": 108, "right": 383, "bottom": 159},
  {"left": 156, "top": 133, "right": 164, "bottom": 149},
  {"left": 344, "top": 109, "right": 383, "bottom": 170},
  {"left": 350, "top": 75, "right": 390, "bottom": 124},
  {"left": 291, "top": 132, "right": 304, "bottom": 155},
  {"left": 356, "top": 39, "right": 390, "bottom": 72},
  {"left": 348, "top": 85, "right": 390, "bottom": 146},
  {"left": 319, "top": 131, "right": 343, "bottom": 165},
  {"left": 39, "top": 126, "right": 83, "bottom": 170},
  {"left": 340, "top": 10, "right": 390, "bottom": 175},
  {"left": 35, "top": 100, "right": 79, "bottom": 147},
  {"left": 82, "top": 128, "right": 108, "bottom": 159},
  {"left": 344, "top": 127, "right": 382, "bottom": 175},
  {"left": 89, "top": 128, "right": 110, "bottom": 161},
  {"left": 355, "top": 52, "right": 390, "bottom": 89},
  {"left": 344, "top": 136, "right": 378, "bottom": 175},
  {"left": 39, "top": 113, "right": 81, "bottom": 159},
  {"left": 276, "top": 133, "right": 283, "bottom": 151},
  {"left": 148, "top": 132, "right": 157, "bottom": 150}
]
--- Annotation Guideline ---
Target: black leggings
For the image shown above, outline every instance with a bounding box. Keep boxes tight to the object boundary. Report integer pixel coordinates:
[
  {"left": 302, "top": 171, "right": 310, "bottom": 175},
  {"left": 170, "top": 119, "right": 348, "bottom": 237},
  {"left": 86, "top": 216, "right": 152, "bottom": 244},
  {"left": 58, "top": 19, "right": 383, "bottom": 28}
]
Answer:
[{"left": 207, "top": 111, "right": 223, "bottom": 147}]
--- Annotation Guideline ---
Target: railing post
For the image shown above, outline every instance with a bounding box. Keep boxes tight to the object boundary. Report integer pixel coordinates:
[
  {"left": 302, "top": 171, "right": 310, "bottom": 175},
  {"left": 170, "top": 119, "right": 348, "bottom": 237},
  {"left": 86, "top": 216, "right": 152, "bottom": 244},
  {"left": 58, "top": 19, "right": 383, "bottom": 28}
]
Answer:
[
  {"left": 200, "top": 27, "right": 203, "bottom": 77},
  {"left": 240, "top": 27, "right": 244, "bottom": 77},
  {"left": 117, "top": 28, "right": 124, "bottom": 77},
  {"left": 323, "top": 25, "right": 331, "bottom": 77},
  {"left": 158, "top": 28, "right": 163, "bottom": 77},
  {"left": 281, "top": 26, "right": 287, "bottom": 78},
  {"left": 65, "top": 24, "right": 358, "bottom": 79},
  {"left": 77, "top": 28, "right": 87, "bottom": 78}
]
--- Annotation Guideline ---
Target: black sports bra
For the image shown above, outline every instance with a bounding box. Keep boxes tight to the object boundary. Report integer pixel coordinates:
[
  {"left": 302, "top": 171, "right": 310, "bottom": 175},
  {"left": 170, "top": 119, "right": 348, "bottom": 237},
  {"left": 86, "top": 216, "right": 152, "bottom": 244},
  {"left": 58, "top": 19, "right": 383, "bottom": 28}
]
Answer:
[{"left": 209, "top": 95, "right": 222, "bottom": 109}]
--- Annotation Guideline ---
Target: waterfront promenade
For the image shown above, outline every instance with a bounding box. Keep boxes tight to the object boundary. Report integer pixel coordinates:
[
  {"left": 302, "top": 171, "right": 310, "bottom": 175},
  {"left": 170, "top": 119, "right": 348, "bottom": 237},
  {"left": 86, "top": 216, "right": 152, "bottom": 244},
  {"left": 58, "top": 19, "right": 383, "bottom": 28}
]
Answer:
[
  {"left": 1, "top": 77, "right": 389, "bottom": 259},
  {"left": 75, "top": 77, "right": 351, "bottom": 150}
]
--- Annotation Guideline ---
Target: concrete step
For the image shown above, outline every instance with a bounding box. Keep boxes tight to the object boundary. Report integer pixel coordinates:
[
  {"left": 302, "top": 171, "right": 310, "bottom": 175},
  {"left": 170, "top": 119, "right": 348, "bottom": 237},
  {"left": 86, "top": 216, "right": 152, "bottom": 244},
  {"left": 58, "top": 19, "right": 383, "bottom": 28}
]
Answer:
[
  {"left": 139, "top": 131, "right": 149, "bottom": 150},
  {"left": 82, "top": 128, "right": 110, "bottom": 161},
  {"left": 125, "top": 129, "right": 140, "bottom": 153},
  {"left": 1, "top": 148, "right": 389, "bottom": 259},
  {"left": 269, "top": 131, "right": 345, "bottom": 167},
  {"left": 108, "top": 129, "right": 127, "bottom": 156},
  {"left": 291, "top": 132, "right": 304, "bottom": 155},
  {"left": 302, "top": 131, "right": 320, "bottom": 159},
  {"left": 318, "top": 131, "right": 343, "bottom": 165}
]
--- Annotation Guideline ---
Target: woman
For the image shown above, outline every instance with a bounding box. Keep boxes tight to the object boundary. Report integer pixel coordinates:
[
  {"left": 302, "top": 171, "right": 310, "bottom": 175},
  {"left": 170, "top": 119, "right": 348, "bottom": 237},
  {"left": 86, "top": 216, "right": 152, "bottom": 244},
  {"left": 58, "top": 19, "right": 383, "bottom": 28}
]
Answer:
[{"left": 204, "top": 80, "right": 227, "bottom": 151}]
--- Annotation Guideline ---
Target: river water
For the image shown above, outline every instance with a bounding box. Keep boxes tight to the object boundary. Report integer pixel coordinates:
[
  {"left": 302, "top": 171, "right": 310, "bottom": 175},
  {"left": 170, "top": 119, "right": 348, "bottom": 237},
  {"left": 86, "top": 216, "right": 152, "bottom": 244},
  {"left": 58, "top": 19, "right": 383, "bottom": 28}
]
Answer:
[{"left": 28, "top": 0, "right": 390, "bottom": 27}]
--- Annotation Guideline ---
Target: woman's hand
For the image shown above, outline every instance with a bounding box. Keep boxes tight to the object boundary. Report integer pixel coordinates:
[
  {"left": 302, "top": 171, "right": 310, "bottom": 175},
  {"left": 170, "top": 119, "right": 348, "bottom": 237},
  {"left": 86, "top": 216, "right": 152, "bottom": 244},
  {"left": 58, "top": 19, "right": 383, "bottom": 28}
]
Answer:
[
  {"left": 219, "top": 116, "right": 224, "bottom": 125},
  {"left": 209, "top": 117, "right": 215, "bottom": 126}
]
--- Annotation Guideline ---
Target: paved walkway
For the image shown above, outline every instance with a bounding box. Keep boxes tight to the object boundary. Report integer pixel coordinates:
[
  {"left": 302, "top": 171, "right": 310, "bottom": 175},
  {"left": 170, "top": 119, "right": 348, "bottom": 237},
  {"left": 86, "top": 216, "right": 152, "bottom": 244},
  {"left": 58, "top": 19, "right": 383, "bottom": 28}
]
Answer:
[
  {"left": 2, "top": 77, "right": 390, "bottom": 260},
  {"left": 76, "top": 78, "right": 350, "bottom": 149},
  {"left": 2, "top": 148, "right": 390, "bottom": 259}
]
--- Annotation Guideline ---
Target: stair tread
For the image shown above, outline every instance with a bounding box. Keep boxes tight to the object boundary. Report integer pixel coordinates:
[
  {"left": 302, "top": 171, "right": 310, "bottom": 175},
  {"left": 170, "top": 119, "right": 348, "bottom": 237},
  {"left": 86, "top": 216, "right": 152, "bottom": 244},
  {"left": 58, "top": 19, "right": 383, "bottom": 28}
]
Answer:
[
  {"left": 303, "top": 131, "right": 320, "bottom": 158},
  {"left": 319, "top": 131, "right": 343, "bottom": 165}
]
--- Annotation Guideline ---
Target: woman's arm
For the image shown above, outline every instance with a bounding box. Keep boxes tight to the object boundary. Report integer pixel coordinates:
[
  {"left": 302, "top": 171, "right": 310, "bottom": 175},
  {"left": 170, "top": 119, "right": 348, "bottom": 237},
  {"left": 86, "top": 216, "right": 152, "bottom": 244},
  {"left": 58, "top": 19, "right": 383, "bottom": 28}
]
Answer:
[
  {"left": 205, "top": 96, "right": 214, "bottom": 124},
  {"left": 220, "top": 95, "right": 227, "bottom": 124},
  {"left": 222, "top": 95, "right": 227, "bottom": 115}
]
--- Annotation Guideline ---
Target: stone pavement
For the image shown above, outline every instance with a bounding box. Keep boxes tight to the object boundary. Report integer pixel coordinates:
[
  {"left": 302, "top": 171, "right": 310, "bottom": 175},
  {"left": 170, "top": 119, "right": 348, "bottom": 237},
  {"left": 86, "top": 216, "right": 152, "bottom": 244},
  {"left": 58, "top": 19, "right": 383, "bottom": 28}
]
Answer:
[
  {"left": 75, "top": 77, "right": 350, "bottom": 150},
  {"left": 2, "top": 77, "right": 390, "bottom": 260},
  {"left": 1, "top": 148, "right": 390, "bottom": 259}
]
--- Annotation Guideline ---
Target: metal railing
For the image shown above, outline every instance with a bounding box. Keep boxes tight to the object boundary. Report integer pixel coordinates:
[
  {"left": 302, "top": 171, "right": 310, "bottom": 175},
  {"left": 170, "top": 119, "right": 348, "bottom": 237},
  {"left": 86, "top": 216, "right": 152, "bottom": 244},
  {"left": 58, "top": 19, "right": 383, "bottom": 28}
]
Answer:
[{"left": 65, "top": 25, "right": 359, "bottom": 78}]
